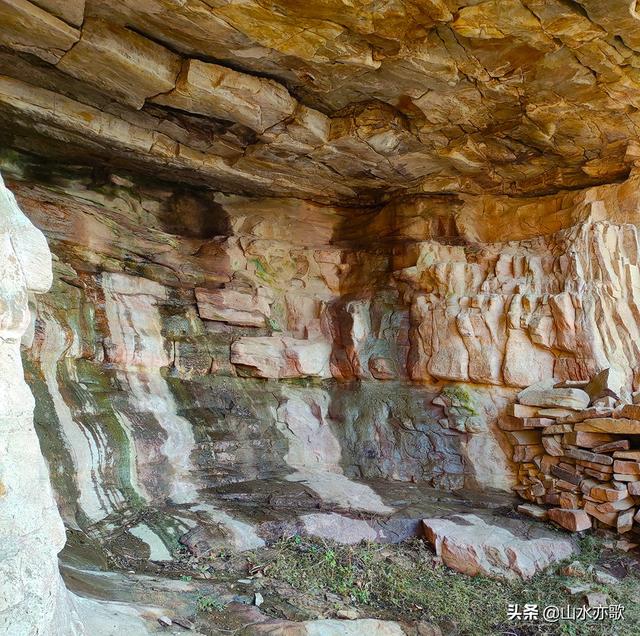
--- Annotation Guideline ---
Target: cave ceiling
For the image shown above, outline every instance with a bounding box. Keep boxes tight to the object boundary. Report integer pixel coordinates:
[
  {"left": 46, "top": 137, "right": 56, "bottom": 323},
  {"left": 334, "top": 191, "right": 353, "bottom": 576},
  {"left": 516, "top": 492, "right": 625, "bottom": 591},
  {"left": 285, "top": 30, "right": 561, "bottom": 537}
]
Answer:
[{"left": 2, "top": 0, "right": 640, "bottom": 204}]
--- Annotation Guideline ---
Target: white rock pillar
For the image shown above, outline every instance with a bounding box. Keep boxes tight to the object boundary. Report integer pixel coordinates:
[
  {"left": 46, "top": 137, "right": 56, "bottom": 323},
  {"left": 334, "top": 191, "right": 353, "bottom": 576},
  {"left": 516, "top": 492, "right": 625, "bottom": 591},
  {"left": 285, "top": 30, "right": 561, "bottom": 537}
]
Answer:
[{"left": 0, "top": 174, "right": 82, "bottom": 635}]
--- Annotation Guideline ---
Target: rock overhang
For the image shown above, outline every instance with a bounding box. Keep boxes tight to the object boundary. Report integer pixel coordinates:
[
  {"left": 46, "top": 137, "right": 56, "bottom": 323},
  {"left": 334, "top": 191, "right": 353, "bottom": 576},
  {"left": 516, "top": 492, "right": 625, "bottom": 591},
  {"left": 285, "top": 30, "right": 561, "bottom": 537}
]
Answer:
[
  {"left": 2, "top": 0, "right": 640, "bottom": 206},
  {"left": 5, "top": 2, "right": 640, "bottom": 633}
]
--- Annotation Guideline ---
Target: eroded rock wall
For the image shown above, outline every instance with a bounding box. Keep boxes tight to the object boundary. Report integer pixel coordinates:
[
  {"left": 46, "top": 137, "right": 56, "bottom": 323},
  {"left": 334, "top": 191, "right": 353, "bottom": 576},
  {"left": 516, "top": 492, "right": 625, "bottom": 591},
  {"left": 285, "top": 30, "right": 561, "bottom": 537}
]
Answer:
[
  {"left": 4, "top": 1, "right": 640, "bottom": 633},
  {"left": 0, "top": 174, "right": 82, "bottom": 635},
  {"left": 0, "top": 159, "right": 501, "bottom": 560},
  {"left": 5, "top": 151, "right": 640, "bottom": 562}
]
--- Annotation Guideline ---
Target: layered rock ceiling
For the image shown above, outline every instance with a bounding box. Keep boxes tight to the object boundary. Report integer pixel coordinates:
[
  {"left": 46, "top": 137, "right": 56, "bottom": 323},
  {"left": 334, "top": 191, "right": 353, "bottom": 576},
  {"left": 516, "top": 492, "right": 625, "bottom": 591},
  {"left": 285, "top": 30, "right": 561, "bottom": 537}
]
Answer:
[
  {"left": 6, "top": 1, "right": 640, "bottom": 634},
  {"left": 3, "top": 0, "right": 640, "bottom": 201}
]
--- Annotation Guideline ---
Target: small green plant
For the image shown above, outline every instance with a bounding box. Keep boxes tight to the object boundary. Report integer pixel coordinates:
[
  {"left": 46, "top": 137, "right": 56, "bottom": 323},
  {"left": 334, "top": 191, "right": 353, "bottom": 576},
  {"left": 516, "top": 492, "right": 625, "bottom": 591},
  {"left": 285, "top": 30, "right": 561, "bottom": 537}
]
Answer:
[
  {"left": 324, "top": 549, "right": 337, "bottom": 568},
  {"left": 265, "top": 316, "right": 282, "bottom": 332},
  {"left": 440, "top": 385, "right": 479, "bottom": 416},
  {"left": 576, "top": 534, "right": 605, "bottom": 566},
  {"left": 196, "top": 594, "right": 227, "bottom": 613}
]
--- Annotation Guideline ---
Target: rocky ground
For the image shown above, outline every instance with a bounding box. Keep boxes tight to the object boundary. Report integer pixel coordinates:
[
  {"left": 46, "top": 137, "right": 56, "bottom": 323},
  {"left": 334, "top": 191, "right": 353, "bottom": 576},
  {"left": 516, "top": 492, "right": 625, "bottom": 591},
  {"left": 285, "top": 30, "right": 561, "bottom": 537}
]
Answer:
[{"left": 62, "top": 521, "right": 640, "bottom": 636}]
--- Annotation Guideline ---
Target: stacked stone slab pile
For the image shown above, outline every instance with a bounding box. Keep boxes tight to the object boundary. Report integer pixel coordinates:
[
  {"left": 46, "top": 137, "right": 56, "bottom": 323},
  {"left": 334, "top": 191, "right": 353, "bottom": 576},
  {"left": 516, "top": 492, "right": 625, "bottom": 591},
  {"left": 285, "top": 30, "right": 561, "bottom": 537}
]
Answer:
[{"left": 503, "top": 370, "right": 640, "bottom": 537}]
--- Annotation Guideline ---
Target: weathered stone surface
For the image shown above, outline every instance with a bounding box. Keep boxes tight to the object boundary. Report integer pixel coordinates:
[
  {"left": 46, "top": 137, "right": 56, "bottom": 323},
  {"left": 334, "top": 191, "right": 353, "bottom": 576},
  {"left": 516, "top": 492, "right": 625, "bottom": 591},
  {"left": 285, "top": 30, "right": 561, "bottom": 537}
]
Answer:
[
  {"left": 583, "top": 502, "right": 618, "bottom": 527},
  {"left": 548, "top": 509, "right": 592, "bottom": 532},
  {"left": 518, "top": 382, "right": 590, "bottom": 410},
  {"left": 196, "top": 287, "right": 271, "bottom": 327},
  {"left": 592, "top": 439, "right": 629, "bottom": 453},
  {"left": 584, "top": 368, "right": 624, "bottom": 403},
  {"left": 517, "top": 504, "right": 548, "bottom": 520},
  {"left": 244, "top": 617, "right": 407, "bottom": 636},
  {"left": 0, "top": 173, "right": 81, "bottom": 634},
  {"left": 32, "top": 0, "right": 84, "bottom": 26},
  {"left": 422, "top": 514, "right": 573, "bottom": 580},
  {"left": 564, "top": 432, "right": 615, "bottom": 449},
  {"left": 614, "top": 450, "right": 640, "bottom": 460},
  {"left": 231, "top": 336, "right": 332, "bottom": 378},
  {"left": 590, "top": 485, "right": 628, "bottom": 502},
  {"left": 0, "top": 0, "right": 79, "bottom": 64},
  {"left": 153, "top": 59, "right": 297, "bottom": 134},
  {"left": 7, "top": 0, "right": 640, "bottom": 627},
  {"left": 613, "top": 460, "right": 640, "bottom": 475},
  {"left": 617, "top": 509, "right": 634, "bottom": 534},
  {"left": 563, "top": 447, "right": 613, "bottom": 466},
  {"left": 576, "top": 419, "right": 640, "bottom": 434},
  {"left": 3, "top": 0, "right": 640, "bottom": 202},
  {"left": 57, "top": 18, "right": 181, "bottom": 109}
]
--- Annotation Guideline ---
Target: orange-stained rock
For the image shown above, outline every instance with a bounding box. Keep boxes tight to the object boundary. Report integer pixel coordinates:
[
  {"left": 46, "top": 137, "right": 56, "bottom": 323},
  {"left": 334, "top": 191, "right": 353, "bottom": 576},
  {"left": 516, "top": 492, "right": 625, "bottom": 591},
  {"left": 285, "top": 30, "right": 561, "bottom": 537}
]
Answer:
[
  {"left": 422, "top": 514, "right": 573, "bottom": 580},
  {"left": 548, "top": 508, "right": 592, "bottom": 532},
  {"left": 590, "top": 485, "right": 628, "bottom": 502}
]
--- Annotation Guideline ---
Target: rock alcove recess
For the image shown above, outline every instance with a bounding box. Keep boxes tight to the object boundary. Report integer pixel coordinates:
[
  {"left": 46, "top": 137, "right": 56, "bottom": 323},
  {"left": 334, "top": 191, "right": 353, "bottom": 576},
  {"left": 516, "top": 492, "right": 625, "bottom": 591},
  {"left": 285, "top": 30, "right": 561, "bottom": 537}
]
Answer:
[{"left": 4, "top": 1, "right": 640, "bottom": 634}]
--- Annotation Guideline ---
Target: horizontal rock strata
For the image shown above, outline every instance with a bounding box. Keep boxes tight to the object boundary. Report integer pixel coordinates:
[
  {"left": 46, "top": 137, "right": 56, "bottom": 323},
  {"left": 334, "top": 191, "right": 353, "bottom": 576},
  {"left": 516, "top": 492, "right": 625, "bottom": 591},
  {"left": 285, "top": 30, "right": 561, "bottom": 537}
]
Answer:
[
  {"left": 4, "top": 1, "right": 640, "bottom": 200},
  {"left": 6, "top": 0, "right": 640, "bottom": 631}
]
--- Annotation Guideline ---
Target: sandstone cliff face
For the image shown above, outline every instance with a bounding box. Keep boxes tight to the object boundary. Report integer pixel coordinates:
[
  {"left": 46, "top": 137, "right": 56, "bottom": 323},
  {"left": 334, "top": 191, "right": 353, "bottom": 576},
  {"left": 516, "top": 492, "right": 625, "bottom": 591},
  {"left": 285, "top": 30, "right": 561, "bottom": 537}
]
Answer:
[
  {"left": 5, "top": 1, "right": 640, "bottom": 633},
  {"left": 7, "top": 164, "right": 505, "bottom": 552}
]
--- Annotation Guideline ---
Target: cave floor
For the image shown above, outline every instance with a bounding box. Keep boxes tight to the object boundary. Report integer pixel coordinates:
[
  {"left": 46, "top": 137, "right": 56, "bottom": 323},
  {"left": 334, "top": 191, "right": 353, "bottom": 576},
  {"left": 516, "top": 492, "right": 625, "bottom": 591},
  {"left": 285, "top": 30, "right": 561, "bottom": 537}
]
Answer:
[{"left": 57, "top": 481, "right": 640, "bottom": 635}]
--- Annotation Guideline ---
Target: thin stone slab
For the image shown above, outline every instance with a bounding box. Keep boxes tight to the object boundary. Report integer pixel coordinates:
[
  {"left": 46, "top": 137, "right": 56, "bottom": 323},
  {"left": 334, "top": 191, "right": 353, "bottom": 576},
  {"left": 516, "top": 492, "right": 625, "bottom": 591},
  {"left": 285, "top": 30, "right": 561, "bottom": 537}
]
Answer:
[
  {"left": 592, "top": 440, "right": 629, "bottom": 453},
  {"left": 613, "top": 450, "right": 640, "bottom": 460},
  {"left": 563, "top": 446, "right": 613, "bottom": 466},
  {"left": 548, "top": 508, "right": 591, "bottom": 532},
  {"left": 575, "top": 418, "right": 640, "bottom": 434}
]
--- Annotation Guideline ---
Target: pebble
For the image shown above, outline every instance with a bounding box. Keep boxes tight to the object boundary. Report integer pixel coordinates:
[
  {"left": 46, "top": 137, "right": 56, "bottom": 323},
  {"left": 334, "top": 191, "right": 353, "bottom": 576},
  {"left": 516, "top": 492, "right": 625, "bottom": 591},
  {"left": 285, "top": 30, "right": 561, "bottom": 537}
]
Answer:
[
  {"left": 560, "top": 560, "right": 587, "bottom": 577},
  {"left": 585, "top": 592, "right": 609, "bottom": 607},
  {"left": 336, "top": 609, "right": 359, "bottom": 620},
  {"left": 173, "top": 616, "right": 195, "bottom": 630}
]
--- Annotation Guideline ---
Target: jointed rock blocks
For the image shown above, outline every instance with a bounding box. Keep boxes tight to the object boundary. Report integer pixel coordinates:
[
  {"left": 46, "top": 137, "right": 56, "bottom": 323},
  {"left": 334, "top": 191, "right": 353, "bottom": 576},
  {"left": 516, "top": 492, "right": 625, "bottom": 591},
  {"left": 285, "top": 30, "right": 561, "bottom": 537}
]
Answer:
[
  {"left": 7, "top": 0, "right": 640, "bottom": 630},
  {"left": 504, "top": 370, "right": 640, "bottom": 537}
]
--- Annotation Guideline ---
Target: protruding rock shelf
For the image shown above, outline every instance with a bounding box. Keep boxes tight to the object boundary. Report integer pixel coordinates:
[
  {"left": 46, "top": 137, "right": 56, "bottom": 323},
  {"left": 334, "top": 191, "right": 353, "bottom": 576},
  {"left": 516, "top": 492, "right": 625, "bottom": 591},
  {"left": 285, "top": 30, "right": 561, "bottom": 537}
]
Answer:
[{"left": 504, "top": 370, "right": 640, "bottom": 537}]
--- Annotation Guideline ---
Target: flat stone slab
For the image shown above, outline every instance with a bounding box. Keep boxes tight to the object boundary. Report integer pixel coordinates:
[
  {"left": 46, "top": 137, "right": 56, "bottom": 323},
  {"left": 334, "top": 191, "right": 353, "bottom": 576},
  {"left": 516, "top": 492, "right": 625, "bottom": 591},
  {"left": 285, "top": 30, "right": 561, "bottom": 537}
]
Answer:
[
  {"left": 518, "top": 381, "right": 590, "bottom": 410},
  {"left": 422, "top": 513, "right": 574, "bottom": 580},
  {"left": 227, "top": 604, "right": 429, "bottom": 636}
]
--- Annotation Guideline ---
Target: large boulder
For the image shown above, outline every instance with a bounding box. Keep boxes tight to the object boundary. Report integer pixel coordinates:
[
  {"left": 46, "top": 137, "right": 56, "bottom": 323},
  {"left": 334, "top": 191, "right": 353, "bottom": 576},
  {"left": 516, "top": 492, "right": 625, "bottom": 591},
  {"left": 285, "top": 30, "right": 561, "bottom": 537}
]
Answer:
[{"left": 422, "top": 514, "right": 574, "bottom": 580}]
